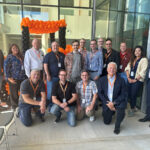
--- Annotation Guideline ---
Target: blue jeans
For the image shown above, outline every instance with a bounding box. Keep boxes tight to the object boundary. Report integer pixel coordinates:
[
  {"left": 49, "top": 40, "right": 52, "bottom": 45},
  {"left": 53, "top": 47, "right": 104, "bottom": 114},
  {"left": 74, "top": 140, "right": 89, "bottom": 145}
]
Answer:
[
  {"left": 19, "top": 100, "right": 44, "bottom": 127},
  {"left": 47, "top": 77, "right": 59, "bottom": 107},
  {"left": 50, "top": 104, "right": 76, "bottom": 127},
  {"left": 119, "top": 72, "right": 127, "bottom": 83}
]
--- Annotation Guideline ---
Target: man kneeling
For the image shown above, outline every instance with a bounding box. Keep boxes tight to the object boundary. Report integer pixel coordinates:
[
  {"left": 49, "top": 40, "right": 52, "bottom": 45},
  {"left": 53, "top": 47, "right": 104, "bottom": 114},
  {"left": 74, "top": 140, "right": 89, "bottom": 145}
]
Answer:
[
  {"left": 98, "top": 62, "right": 127, "bottom": 134},
  {"left": 19, "top": 69, "right": 46, "bottom": 126},
  {"left": 50, "top": 69, "right": 77, "bottom": 127},
  {"left": 76, "top": 70, "right": 97, "bottom": 122}
]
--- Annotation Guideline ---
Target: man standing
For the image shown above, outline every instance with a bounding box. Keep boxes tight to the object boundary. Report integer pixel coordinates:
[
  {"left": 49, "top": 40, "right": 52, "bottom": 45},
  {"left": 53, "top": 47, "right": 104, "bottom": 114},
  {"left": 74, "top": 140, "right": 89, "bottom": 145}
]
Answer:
[
  {"left": 0, "top": 49, "right": 4, "bottom": 91},
  {"left": 43, "top": 41, "right": 65, "bottom": 107},
  {"left": 98, "top": 38, "right": 106, "bottom": 53},
  {"left": 78, "top": 38, "right": 87, "bottom": 66},
  {"left": 76, "top": 70, "right": 97, "bottom": 122},
  {"left": 119, "top": 42, "right": 131, "bottom": 82},
  {"left": 86, "top": 39, "right": 103, "bottom": 81},
  {"left": 24, "top": 39, "right": 44, "bottom": 78},
  {"left": 19, "top": 69, "right": 46, "bottom": 127},
  {"left": 65, "top": 40, "right": 83, "bottom": 83},
  {"left": 50, "top": 69, "right": 77, "bottom": 127},
  {"left": 98, "top": 62, "right": 127, "bottom": 134},
  {"left": 139, "top": 59, "right": 150, "bottom": 122},
  {"left": 102, "top": 38, "right": 120, "bottom": 76}
]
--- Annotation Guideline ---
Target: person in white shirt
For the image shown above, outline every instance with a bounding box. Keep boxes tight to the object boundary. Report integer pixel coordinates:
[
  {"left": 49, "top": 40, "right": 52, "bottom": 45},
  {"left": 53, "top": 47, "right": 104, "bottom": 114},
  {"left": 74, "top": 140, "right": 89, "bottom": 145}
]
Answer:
[{"left": 24, "top": 39, "right": 44, "bottom": 78}]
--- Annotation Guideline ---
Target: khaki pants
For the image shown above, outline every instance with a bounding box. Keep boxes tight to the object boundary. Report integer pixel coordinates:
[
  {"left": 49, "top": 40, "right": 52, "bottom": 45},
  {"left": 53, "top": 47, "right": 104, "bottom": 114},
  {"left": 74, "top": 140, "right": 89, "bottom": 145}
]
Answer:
[{"left": 77, "top": 107, "right": 94, "bottom": 121}]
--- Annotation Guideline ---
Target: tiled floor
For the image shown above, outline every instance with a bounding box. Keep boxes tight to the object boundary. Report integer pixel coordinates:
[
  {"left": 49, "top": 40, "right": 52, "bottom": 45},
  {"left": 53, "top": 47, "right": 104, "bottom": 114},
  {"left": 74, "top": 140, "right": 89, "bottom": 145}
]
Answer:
[{"left": 1, "top": 109, "right": 150, "bottom": 150}]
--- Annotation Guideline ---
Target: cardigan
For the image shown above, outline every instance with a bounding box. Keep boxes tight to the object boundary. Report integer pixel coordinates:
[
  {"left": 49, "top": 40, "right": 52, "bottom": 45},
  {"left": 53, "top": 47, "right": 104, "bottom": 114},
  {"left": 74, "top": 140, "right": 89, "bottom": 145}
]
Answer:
[{"left": 125, "top": 57, "right": 148, "bottom": 82}]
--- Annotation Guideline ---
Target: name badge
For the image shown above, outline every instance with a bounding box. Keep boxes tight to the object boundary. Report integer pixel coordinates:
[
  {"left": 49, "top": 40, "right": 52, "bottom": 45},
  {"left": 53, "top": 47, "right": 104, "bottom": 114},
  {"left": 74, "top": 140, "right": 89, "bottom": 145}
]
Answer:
[
  {"left": 90, "top": 64, "right": 92, "bottom": 68},
  {"left": 82, "top": 99, "right": 86, "bottom": 104},
  {"left": 33, "top": 97, "right": 36, "bottom": 100},
  {"left": 63, "top": 98, "right": 66, "bottom": 103},
  {"left": 149, "top": 70, "right": 150, "bottom": 78},
  {"left": 119, "top": 65, "right": 123, "bottom": 69},
  {"left": 103, "top": 64, "right": 106, "bottom": 68},
  {"left": 58, "top": 62, "right": 61, "bottom": 67},
  {"left": 130, "top": 71, "right": 134, "bottom": 77},
  {"left": 21, "top": 65, "right": 24, "bottom": 70}
]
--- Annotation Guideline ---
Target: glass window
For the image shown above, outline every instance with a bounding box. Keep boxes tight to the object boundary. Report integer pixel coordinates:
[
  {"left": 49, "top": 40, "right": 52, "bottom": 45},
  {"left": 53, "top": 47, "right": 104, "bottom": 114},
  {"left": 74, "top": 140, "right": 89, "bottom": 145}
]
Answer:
[
  {"left": 136, "top": 0, "right": 150, "bottom": 14},
  {"left": 125, "top": 0, "right": 136, "bottom": 12},
  {"left": 4, "top": 0, "right": 21, "bottom": 3},
  {"left": 60, "top": 8, "right": 92, "bottom": 47},
  {"left": 96, "top": 0, "right": 109, "bottom": 10},
  {"left": 60, "top": 0, "right": 90, "bottom": 8},
  {"left": 0, "top": 4, "right": 22, "bottom": 55},
  {"left": 109, "top": 0, "right": 126, "bottom": 11},
  {"left": 23, "top": 0, "right": 58, "bottom": 5},
  {"left": 133, "top": 14, "right": 149, "bottom": 55}
]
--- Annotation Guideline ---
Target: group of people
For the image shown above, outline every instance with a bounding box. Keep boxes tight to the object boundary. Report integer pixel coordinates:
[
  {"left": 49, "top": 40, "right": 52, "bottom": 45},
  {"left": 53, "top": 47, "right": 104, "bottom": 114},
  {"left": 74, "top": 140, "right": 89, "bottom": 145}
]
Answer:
[{"left": 1, "top": 37, "right": 150, "bottom": 135}]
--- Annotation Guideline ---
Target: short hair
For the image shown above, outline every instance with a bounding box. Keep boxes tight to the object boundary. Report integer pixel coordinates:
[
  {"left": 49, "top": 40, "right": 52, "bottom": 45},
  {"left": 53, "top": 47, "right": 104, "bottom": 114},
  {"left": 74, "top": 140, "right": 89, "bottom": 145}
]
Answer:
[
  {"left": 80, "top": 38, "right": 86, "bottom": 42},
  {"left": 31, "top": 69, "right": 41, "bottom": 74},
  {"left": 72, "top": 40, "right": 79, "bottom": 45},
  {"left": 120, "top": 42, "right": 126, "bottom": 45},
  {"left": 59, "top": 69, "right": 66, "bottom": 75},
  {"left": 81, "top": 69, "right": 89, "bottom": 75},
  {"left": 106, "top": 38, "right": 112, "bottom": 42},
  {"left": 51, "top": 41, "right": 59, "bottom": 45},
  {"left": 91, "top": 39, "right": 97, "bottom": 44},
  {"left": 107, "top": 62, "right": 117, "bottom": 70}
]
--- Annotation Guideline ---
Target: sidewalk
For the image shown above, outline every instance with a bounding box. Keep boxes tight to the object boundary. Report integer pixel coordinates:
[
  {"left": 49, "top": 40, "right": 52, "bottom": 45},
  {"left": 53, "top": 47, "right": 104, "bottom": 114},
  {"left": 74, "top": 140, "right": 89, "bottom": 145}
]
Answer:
[{"left": 1, "top": 109, "right": 150, "bottom": 150}]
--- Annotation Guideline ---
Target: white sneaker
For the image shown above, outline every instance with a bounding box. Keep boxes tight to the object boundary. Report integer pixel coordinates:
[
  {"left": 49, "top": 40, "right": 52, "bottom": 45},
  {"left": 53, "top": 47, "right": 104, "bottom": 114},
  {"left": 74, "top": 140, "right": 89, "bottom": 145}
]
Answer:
[{"left": 89, "top": 116, "right": 95, "bottom": 122}]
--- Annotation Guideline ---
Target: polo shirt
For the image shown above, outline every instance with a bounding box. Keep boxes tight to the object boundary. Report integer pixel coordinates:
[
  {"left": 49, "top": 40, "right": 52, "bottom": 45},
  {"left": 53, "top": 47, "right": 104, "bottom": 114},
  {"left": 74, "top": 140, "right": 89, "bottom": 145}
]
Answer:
[
  {"left": 19, "top": 79, "right": 45, "bottom": 103},
  {"left": 43, "top": 51, "right": 65, "bottom": 78},
  {"left": 52, "top": 81, "right": 76, "bottom": 106}
]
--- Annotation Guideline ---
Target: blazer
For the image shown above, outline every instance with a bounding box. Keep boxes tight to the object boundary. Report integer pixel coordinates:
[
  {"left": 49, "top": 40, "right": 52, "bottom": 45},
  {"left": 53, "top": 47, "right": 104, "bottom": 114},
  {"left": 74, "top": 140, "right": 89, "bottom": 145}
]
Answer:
[
  {"left": 125, "top": 58, "right": 148, "bottom": 82},
  {"left": 98, "top": 75, "right": 127, "bottom": 111}
]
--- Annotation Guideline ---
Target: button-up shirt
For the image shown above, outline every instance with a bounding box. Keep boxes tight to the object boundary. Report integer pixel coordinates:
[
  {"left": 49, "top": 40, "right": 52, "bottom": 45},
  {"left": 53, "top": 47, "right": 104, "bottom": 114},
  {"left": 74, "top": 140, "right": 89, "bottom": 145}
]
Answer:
[
  {"left": 24, "top": 48, "right": 44, "bottom": 77},
  {"left": 76, "top": 80, "right": 98, "bottom": 108},
  {"left": 107, "top": 75, "right": 115, "bottom": 102},
  {"left": 86, "top": 50, "right": 103, "bottom": 77}
]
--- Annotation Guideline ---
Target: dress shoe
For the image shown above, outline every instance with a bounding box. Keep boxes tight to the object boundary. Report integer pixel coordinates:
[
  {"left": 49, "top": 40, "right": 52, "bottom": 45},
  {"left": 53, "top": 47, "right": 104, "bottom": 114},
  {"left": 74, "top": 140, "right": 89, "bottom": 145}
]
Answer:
[
  {"left": 114, "top": 128, "right": 120, "bottom": 134},
  {"left": 139, "top": 116, "right": 150, "bottom": 122}
]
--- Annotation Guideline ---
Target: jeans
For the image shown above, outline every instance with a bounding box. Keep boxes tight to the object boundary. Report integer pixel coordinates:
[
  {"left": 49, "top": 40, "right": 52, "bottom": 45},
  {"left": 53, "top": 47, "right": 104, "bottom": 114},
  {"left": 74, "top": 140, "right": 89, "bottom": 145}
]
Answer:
[
  {"left": 119, "top": 72, "right": 127, "bottom": 83},
  {"left": 19, "top": 99, "right": 44, "bottom": 127},
  {"left": 127, "top": 80, "right": 143, "bottom": 109},
  {"left": 47, "top": 77, "right": 59, "bottom": 107},
  {"left": 50, "top": 104, "right": 76, "bottom": 127}
]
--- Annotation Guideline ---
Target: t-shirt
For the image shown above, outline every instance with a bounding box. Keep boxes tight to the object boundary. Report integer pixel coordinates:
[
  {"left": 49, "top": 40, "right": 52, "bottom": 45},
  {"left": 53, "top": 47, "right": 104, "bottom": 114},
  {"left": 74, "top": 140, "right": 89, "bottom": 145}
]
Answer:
[
  {"left": 43, "top": 51, "right": 65, "bottom": 78},
  {"left": 52, "top": 81, "right": 76, "bottom": 106},
  {"left": 19, "top": 79, "right": 45, "bottom": 103}
]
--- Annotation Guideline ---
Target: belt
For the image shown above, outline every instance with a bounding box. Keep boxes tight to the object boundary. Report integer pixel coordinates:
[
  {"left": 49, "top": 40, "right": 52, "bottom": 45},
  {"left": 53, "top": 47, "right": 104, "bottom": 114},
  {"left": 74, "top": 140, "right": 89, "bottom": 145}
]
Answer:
[{"left": 88, "top": 70, "right": 98, "bottom": 72}]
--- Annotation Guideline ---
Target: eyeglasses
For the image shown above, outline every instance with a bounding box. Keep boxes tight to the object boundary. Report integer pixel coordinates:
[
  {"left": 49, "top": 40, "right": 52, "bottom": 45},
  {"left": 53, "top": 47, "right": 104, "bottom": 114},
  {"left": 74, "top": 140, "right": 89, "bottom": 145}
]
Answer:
[
  {"left": 59, "top": 74, "right": 66, "bottom": 76},
  {"left": 98, "top": 41, "right": 104, "bottom": 42},
  {"left": 106, "top": 43, "right": 112, "bottom": 45}
]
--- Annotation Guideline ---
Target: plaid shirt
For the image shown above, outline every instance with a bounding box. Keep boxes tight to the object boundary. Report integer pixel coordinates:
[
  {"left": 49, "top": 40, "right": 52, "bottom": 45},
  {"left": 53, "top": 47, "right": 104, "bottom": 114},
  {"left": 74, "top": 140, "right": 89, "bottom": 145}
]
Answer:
[{"left": 76, "top": 80, "right": 98, "bottom": 107}]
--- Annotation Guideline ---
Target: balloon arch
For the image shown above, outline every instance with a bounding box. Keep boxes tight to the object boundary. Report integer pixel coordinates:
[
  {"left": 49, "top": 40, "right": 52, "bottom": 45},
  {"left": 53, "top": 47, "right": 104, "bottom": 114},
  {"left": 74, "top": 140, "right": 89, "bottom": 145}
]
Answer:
[{"left": 21, "top": 17, "right": 72, "bottom": 55}]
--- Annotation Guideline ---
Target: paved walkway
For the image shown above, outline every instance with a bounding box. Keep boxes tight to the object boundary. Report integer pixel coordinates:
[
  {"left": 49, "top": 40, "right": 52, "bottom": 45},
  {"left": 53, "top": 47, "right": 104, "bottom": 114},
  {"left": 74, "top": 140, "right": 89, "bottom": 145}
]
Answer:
[{"left": 1, "top": 109, "right": 150, "bottom": 150}]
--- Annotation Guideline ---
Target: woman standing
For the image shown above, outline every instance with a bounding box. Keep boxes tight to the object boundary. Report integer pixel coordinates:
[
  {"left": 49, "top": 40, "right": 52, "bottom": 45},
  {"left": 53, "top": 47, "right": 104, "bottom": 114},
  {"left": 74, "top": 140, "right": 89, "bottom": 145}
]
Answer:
[
  {"left": 4, "top": 44, "right": 26, "bottom": 110},
  {"left": 125, "top": 46, "right": 148, "bottom": 116}
]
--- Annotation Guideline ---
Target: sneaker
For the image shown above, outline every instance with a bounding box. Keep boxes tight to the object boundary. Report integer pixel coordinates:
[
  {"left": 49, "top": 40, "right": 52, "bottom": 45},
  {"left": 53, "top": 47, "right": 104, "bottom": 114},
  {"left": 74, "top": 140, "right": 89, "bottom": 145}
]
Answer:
[
  {"left": 89, "top": 116, "right": 95, "bottom": 122},
  {"left": 54, "top": 112, "right": 62, "bottom": 123},
  {"left": 128, "top": 110, "right": 134, "bottom": 117}
]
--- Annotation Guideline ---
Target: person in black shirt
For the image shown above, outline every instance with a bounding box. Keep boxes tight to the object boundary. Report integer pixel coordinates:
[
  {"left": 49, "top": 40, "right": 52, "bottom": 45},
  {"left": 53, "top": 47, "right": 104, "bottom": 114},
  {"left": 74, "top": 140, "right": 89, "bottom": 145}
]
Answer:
[
  {"left": 102, "top": 38, "right": 120, "bottom": 76},
  {"left": 19, "top": 69, "right": 46, "bottom": 127},
  {"left": 50, "top": 69, "right": 77, "bottom": 127},
  {"left": 43, "top": 41, "right": 65, "bottom": 108}
]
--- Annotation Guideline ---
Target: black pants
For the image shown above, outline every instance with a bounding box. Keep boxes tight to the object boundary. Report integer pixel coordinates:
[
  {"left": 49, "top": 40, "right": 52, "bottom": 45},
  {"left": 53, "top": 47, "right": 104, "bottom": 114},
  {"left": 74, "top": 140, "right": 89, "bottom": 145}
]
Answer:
[
  {"left": 8, "top": 80, "right": 22, "bottom": 109},
  {"left": 146, "top": 80, "right": 150, "bottom": 116},
  {"left": 102, "top": 108, "right": 125, "bottom": 129}
]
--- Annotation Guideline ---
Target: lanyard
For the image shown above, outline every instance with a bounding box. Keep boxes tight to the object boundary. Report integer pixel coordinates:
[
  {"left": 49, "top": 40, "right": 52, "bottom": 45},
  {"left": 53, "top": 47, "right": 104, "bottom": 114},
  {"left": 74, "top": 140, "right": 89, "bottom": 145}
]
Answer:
[
  {"left": 90, "top": 50, "right": 97, "bottom": 60},
  {"left": 33, "top": 49, "right": 41, "bottom": 59},
  {"left": 82, "top": 82, "right": 87, "bottom": 97},
  {"left": 59, "top": 81, "right": 68, "bottom": 98},
  {"left": 107, "top": 75, "right": 116, "bottom": 89},
  {"left": 105, "top": 50, "right": 112, "bottom": 61},
  {"left": 55, "top": 53, "right": 59, "bottom": 61},
  {"left": 29, "top": 79, "right": 39, "bottom": 97}
]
